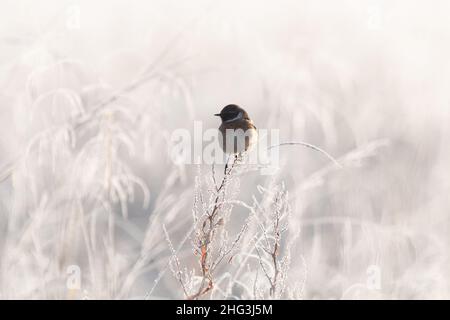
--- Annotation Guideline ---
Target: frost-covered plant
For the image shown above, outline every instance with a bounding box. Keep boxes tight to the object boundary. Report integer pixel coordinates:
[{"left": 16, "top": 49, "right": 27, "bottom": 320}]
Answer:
[{"left": 164, "top": 158, "right": 252, "bottom": 299}]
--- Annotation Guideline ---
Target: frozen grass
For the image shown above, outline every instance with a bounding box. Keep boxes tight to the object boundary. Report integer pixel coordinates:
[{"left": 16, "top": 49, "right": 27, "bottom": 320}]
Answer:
[{"left": 0, "top": 0, "right": 449, "bottom": 299}]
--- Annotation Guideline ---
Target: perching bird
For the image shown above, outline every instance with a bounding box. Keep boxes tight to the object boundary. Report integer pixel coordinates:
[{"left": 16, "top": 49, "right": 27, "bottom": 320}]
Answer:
[{"left": 215, "top": 104, "right": 258, "bottom": 154}]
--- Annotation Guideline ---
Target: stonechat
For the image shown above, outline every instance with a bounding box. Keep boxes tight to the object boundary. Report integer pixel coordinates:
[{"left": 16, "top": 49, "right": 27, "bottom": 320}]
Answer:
[{"left": 215, "top": 104, "right": 258, "bottom": 155}]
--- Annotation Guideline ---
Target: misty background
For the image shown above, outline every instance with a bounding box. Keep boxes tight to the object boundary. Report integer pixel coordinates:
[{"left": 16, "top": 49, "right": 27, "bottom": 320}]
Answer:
[{"left": 0, "top": 0, "right": 449, "bottom": 299}]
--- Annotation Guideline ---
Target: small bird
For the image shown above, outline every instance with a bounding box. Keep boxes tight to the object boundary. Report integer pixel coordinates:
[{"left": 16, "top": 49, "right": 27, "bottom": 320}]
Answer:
[{"left": 215, "top": 104, "right": 258, "bottom": 155}]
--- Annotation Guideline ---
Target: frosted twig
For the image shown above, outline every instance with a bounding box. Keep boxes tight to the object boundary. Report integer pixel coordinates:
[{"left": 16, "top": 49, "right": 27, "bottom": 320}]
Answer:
[
  {"left": 268, "top": 141, "right": 342, "bottom": 168},
  {"left": 163, "top": 224, "right": 189, "bottom": 298}
]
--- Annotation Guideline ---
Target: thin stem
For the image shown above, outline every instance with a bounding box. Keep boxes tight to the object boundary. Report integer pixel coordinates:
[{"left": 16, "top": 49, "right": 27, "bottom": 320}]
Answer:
[{"left": 268, "top": 141, "right": 342, "bottom": 168}]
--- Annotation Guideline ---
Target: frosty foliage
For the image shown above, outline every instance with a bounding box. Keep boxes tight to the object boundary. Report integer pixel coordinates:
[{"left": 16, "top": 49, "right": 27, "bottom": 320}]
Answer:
[{"left": 0, "top": 0, "right": 449, "bottom": 299}]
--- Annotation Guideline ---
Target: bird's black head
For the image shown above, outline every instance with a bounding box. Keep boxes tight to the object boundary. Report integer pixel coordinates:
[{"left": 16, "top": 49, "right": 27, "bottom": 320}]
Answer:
[{"left": 214, "top": 104, "right": 249, "bottom": 122}]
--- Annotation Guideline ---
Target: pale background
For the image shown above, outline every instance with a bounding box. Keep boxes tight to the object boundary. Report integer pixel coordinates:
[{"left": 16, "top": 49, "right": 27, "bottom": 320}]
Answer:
[{"left": 0, "top": 0, "right": 449, "bottom": 299}]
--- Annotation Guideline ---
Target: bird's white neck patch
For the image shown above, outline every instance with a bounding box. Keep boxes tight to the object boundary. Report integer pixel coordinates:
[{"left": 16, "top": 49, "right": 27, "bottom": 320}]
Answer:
[{"left": 224, "top": 111, "right": 243, "bottom": 123}]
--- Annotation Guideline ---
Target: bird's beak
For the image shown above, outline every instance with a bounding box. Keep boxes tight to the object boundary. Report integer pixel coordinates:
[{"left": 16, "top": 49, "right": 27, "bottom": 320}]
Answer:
[{"left": 214, "top": 113, "right": 221, "bottom": 116}]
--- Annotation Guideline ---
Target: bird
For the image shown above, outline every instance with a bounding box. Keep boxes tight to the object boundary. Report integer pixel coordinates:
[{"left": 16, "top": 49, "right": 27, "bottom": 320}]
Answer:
[{"left": 215, "top": 104, "right": 258, "bottom": 155}]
